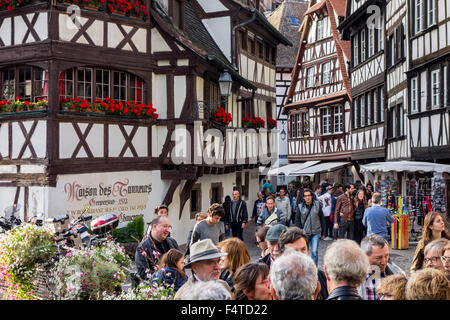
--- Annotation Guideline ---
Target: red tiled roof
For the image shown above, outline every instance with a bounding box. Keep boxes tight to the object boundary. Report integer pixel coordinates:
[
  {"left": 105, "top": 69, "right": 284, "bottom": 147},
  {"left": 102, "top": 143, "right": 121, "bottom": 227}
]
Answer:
[
  {"left": 328, "top": 0, "right": 347, "bottom": 17},
  {"left": 304, "top": 1, "right": 326, "bottom": 16}
]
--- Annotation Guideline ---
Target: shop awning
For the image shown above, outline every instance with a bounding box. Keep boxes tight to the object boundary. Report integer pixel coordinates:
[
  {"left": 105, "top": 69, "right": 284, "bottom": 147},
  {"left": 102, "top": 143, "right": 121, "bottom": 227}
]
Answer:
[
  {"left": 290, "top": 161, "right": 351, "bottom": 177},
  {"left": 360, "top": 161, "right": 450, "bottom": 174},
  {"left": 265, "top": 160, "right": 320, "bottom": 176}
]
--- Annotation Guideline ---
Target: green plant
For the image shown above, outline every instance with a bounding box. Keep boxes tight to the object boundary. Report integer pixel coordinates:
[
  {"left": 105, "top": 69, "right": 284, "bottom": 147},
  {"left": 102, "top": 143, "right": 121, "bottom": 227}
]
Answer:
[
  {"left": 112, "top": 216, "right": 144, "bottom": 243},
  {"left": 289, "top": 179, "right": 303, "bottom": 190},
  {"left": 0, "top": 223, "right": 56, "bottom": 300},
  {"left": 48, "top": 240, "right": 131, "bottom": 300},
  {"left": 103, "top": 281, "right": 175, "bottom": 300}
]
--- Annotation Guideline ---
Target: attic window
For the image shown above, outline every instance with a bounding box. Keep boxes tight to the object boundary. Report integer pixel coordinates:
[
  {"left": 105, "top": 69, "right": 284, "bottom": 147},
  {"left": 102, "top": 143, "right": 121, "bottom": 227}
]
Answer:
[{"left": 289, "top": 16, "right": 299, "bottom": 26}]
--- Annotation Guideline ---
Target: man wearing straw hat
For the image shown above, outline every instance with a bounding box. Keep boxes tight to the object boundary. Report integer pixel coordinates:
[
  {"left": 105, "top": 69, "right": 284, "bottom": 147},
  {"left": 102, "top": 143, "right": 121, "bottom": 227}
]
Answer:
[{"left": 175, "top": 239, "right": 231, "bottom": 299}]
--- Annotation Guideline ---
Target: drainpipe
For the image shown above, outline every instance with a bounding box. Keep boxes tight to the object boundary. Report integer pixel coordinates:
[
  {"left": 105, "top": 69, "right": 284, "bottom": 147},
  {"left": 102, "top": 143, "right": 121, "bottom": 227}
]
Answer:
[{"left": 232, "top": 8, "right": 257, "bottom": 71}]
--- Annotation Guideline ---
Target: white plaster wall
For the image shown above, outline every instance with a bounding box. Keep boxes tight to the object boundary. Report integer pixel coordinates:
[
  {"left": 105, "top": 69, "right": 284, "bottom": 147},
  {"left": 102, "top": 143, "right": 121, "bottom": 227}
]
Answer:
[
  {"left": 174, "top": 75, "right": 186, "bottom": 118},
  {"left": 0, "top": 18, "right": 11, "bottom": 46},
  {"left": 152, "top": 73, "right": 167, "bottom": 119},
  {"left": 151, "top": 28, "right": 171, "bottom": 53},
  {"left": 152, "top": 126, "right": 168, "bottom": 157},
  {"left": 196, "top": 0, "right": 228, "bottom": 13}
]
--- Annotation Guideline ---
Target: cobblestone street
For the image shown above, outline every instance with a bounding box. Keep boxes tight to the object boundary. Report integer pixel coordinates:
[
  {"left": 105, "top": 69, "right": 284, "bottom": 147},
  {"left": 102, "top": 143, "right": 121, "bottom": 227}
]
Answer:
[{"left": 244, "top": 220, "right": 417, "bottom": 277}]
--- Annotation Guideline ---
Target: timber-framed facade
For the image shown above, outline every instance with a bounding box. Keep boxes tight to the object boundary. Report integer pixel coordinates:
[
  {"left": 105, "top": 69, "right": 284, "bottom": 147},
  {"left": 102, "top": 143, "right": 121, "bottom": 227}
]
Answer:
[{"left": 0, "top": 0, "right": 290, "bottom": 245}]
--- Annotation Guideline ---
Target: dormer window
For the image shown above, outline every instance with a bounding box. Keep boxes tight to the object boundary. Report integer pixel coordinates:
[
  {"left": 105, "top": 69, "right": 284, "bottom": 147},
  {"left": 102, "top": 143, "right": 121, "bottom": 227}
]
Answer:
[{"left": 170, "top": 0, "right": 183, "bottom": 30}]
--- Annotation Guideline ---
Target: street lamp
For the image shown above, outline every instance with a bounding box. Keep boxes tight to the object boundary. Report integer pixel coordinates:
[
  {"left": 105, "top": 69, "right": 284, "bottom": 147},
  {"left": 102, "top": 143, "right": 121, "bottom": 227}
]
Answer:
[
  {"left": 280, "top": 120, "right": 286, "bottom": 140},
  {"left": 219, "top": 70, "right": 233, "bottom": 97}
]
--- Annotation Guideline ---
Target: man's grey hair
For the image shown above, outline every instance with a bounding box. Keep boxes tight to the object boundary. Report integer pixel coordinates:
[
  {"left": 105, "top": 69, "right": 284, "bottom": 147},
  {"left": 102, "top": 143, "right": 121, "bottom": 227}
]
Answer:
[
  {"left": 371, "top": 192, "right": 382, "bottom": 204},
  {"left": 270, "top": 251, "right": 318, "bottom": 300},
  {"left": 180, "top": 280, "right": 231, "bottom": 300},
  {"left": 324, "top": 239, "right": 369, "bottom": 286},
  {"left": 361, "top": 234, "right": 388, "bottom": 256},
  {"left": 424, "top": 238, "right": 450, "bottom": 257}
]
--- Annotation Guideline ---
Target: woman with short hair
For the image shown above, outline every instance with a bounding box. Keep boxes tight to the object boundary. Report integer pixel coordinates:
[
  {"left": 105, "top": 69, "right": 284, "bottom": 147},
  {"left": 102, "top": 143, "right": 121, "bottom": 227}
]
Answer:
[{"left": 232, "top": 262, "right": 272, "bottom": 300}]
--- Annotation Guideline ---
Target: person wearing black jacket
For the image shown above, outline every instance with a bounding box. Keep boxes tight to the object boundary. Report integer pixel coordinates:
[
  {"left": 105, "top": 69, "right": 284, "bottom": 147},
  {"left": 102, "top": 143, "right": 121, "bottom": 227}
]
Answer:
[
  {"left": 135, "top": 216, "right": 179, "bottom": 280},
  {"left": 252, "top": 192, "right": 266, "bottom": 223},
  {"left": 229, "top": 190, "right": 248, "bottom": 241},
  {"left": 222, "top": 196, "right": 232, "bottom": 237},
  {"left": 323, "top": 239, "right": 369, "bottom": 300}
]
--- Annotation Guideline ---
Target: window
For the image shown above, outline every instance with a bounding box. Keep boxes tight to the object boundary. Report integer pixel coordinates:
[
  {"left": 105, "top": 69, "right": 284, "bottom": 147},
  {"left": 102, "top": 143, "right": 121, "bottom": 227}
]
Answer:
[
  {"left": 1, "top": 69, "right": 15, "bottom": 101},
  {"left": 34, "top": 69, "right": 48, "bottom": 101},
  {"left": 210, "top": 183, "right": 223, "bottom": 205},
  {"left": 306, "top": 67, "right": 315, "bottom": 88},
  {"left": 302, "top": 112, "right": 309, "bottom": 136},
  {"left": 352, "top": 33, "right": 359, "bottom": 66},
  {"left": 130, "top": 74, "right": 143, "bottom": 104},
  {"left": 390, "top": 108, "right": 396, "bottom": 138},
  {"left": 18, "top": 67, "right": 32, "bottom": 101},
  {"left": 271, "top": 47, "right": 276, "bottom": 65},
  {"left": 353, "top": 99, "right": 358, "bottom": 129},
  {"left": 415, "top": 0, "right": 423, "bottom": 34},
  {"left": 172, "top": 0, "right": 182, "bottom": 29},
  {"left": 360, "top": 28, "right": 366, "bottom": 62},
  {"left": 317, "top": 19, "right": 324, "bottom": 41},
  {"left": 368, "top": 27, "right": 374, "bottom": 57},
  {"left": 95, "top": 69, "right": 110, "bottom": 100},
  {"left": 4, "top": 67, "right": 49, "bottom": 102},
  {"left": 289, "top": 16, "right": 299, "bottom": 27},
  {"left": 290, "top": 114, "right": 296, "bottom": 138},
  {"left": 398, "top": 106, "right": 404, "bottom": 136},
  {"left": 334, "top": 106, "right": 343, "bottom": 133},
  {"left": 431, "top": 69, "right": 440, "bottom": 109},
  {"left": 59, "top": 69, "right": 74, "bottom": 101},
  {"left": 113, "top": 71, "right": 127, "bottom": 102},
  {"left": 373, "top": 88, "right": 378, "bottom": 122},
  {"left": 322, "top": 107, "right": 331, "bottom": 134},
  {"left": 257, "top": 40, "right": 264, "bottom": 59},
  {"left": 248, "top": 35, "right": 255, "bottom": 55},
  {"left": 380, "top": 88, "right": 384, "bottom": 122},
  {"left": 387, "top": 35, "right": 393, "bottom": 67},
  {"left": 427, "top": 0, "right": 435, "bottom": 26},
  {"left": 239, "top": 30, "right": 247, "bottom": 51},
  {"left": 322, "top": 62, "right": 331, "bottom": 84},
  {"left": 367, "top": 92, "right": 372, "bottom": 125},
  {"left": 411, "top": 77, "right": 418, "bottom": 113},
  {"left": 377, "top": 26, "right": 384, "bottom": 51},
  {"left": 77, "top": 67, "right": 92, "bottom": 101},
  {"left": 296, "top": 114, "right": 301, "bottom": 137},
  {"left": 265, "top": 43, "right": 271, "bottom": 63},
  {"left": 190, "top": 185, "right": 202, "bottom": 218},
  {"left": 360, "top": 94, "right": 365, "bottom": 127}
]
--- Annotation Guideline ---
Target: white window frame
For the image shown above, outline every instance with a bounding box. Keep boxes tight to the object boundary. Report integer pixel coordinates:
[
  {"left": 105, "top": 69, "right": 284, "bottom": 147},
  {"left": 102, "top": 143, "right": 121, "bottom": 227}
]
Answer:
[
  {"left": 367, "top": 92, "right": 372, "bottom": 125},
  {"left": 431, "top": 69, "right": 440, "bottom": 109},
  {"left": 296, "top": 113, "right": 302, "bottom": 137},
  {"left": 380, "top": 88, "right": 384, "bottom": 122},
  {"left": 392, "top": 108, "right": 397, "bottom": 138},
  {"left": 368, "top": 27, "right": 374, "bottom": 57},
  {"left": 415, "top": 0, "right": 423, "bottom": 34},
  {"left": 353, "top": 99, "right": 358, "bottom": 129},
  {"left": 322, "top": 62, "right": 331, "bottom": 85},
  {"left": 306, "top": 67, "right": 315, "bottom": 88},
  {"left": 399, "top": 106, "right": 404, "bottom": 136},
  {"left": 360, "top": 94, "right": 365, "bottom": 127},
  {"left": 77, "top": 67, "right": 93, "bottom": 101},
  {"left": 373, "top": 89, "right": 378, "bottom": 123},
  {"left": 317, "top": 19, "right": 324, "bottom": 41},
  {"left": 95, "top": 69, "right": 110, "bottom": 100},
  {"left": 411, "top": 77, "right": 418, "bottom": 113},
  {"left": 334, "top": 106, "right": 343, "bottom": 133},
  {"left": 353, "top": 33, "right": 359, "bottom": 66},
  {"left": 361, "top": 29, "right": 366, "bottom": 61},
  {"left": 322, "top": 107, "right": 331, "bottom": 134},
  {"left": 427, "top": 0, "right": 435, "bottom": 26}
]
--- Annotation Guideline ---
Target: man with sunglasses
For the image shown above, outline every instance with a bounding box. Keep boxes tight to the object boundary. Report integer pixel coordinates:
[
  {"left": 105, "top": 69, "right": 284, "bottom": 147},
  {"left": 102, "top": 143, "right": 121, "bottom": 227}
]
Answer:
[{"left": 135, "top": 215, "right": 179, "bottom": 280}]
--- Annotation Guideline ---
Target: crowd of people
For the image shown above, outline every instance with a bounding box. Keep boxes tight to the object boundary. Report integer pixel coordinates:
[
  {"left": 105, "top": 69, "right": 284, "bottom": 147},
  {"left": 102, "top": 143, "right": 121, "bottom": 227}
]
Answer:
[{"left": 133, "top": 181, "right": 450, "bottom": 300}]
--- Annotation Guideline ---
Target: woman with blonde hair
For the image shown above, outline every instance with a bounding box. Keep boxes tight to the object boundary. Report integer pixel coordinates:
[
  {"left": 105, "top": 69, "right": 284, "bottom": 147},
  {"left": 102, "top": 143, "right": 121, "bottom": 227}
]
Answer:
[
  {"left": 405, "top": 268, "right": 450, "bottom": 300},
  {"left": 217, "top": 237, "right": 251, "bottom": 290},
  {"left": 376, "top": 274, "right": 407, "bottom": 300},
  {"left": 410, "top": 211, "right": 450, "bottom": 273}
]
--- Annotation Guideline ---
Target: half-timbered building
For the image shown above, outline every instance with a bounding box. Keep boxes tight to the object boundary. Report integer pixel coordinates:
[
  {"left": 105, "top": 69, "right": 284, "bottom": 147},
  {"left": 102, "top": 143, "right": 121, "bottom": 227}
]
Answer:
[
  {"left": 406, "top": 0, "right": 450, "bottom": 163},
  {"left": 0, "top": 0, "right": 289, "bottom": 245},
  {"left": 267, "top": 0, "right": 309, "bottom": 185},
  {"left": 339, "top": 0, "right": 387, "bottom": 176},
  {"left": 282, "top": 0, "right": 358, "bottom": 183}
]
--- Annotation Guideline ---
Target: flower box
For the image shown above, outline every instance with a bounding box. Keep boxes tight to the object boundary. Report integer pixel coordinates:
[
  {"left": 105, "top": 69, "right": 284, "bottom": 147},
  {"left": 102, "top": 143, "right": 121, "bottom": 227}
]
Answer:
[
  {"left": 0, "top": 98, "right": 48, "bottom": 116},
  {"left": 210, "top": 105, "right": 232, "bottom": 127},
  {"left": 242, "top": 114, "right": 265, "bottom": 129}
]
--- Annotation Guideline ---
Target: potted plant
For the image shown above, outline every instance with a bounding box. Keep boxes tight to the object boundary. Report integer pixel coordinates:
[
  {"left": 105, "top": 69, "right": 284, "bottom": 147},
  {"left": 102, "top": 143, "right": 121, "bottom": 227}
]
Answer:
[
  {"left": 267, "top": 117, "right": 277, "bottom": 130},
  {"left": 210, "top": 105, "right": 232, "bottom": 126},
  {"left": 242, "top": 114, "right": 265, "bottom": 129}
]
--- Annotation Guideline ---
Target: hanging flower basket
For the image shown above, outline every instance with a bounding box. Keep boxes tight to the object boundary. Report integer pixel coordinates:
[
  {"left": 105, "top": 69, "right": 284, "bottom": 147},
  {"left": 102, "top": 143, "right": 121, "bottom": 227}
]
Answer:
[{"left": 210, "top": 105, "right": 232, "bottom": 127}]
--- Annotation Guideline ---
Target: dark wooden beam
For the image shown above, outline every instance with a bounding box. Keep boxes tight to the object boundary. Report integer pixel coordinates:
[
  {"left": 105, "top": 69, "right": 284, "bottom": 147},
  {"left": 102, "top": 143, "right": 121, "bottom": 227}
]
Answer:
[
  {"left": 179, "top": 179, "right": 197, "bottom": 220},
  {"left": 162, "top": 179, "right": 181, "bottom": 207}
]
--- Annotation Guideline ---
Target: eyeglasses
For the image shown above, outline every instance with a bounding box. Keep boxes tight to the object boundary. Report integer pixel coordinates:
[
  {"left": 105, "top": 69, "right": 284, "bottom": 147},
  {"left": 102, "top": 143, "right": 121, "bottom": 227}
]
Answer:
[
  {"left": 158, "top": 224, "right": 172, "bottom": 231},
  {"left": 201, "top": 259, "right": 221, "bottom": 266},
  {"left": 440, "top": 256, "right": 450, "bottom": 263},
  {"left": 424, "top": 256, "right": 441, "bottom": 264},
  {"left": 256, "top": 277, "right": 271, "bottom": 289}
]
